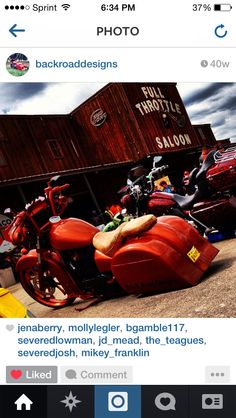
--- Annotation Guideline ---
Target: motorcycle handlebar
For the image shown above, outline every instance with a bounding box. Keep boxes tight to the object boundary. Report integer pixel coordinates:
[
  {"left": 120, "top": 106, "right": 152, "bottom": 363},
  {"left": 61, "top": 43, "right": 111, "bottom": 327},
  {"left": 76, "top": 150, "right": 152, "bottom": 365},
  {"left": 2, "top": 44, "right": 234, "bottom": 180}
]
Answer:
[
  {"left": 131, "top": 175, "right": 147, "bottom": 187},
  {"left": 151, "top": 164, "right": 169, "bottom": 175},
  {"left": 52, "top": 184, "right": 70, "bottom": 194}
]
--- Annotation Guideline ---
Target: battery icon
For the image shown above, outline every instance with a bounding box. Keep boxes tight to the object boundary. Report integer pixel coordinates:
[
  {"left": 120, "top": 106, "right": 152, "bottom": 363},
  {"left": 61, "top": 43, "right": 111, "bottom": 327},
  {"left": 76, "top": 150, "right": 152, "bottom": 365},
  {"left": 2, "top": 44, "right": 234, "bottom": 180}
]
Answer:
[{"left": 214, "top": 4, "right": 232, "bottom": 11}]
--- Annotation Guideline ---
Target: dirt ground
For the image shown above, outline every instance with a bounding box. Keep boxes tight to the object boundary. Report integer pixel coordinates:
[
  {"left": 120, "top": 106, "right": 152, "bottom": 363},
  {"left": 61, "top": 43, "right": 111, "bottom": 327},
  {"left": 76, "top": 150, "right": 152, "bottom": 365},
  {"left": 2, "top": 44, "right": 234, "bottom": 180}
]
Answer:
[{"left": 9, "top": 238, "right": 236, "bottom": 318}]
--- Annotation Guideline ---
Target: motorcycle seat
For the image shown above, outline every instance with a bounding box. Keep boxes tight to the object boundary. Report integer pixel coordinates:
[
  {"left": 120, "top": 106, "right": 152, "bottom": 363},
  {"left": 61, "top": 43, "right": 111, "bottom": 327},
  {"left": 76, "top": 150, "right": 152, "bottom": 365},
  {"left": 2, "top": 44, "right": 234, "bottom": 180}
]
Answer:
[
  {"left": 188, "top": 167, "right": 198, "bottom": 186},
  {"left": 172, "top": 186, "right": 205, "bottom": 210},
  {"left": 172, "top": 193, "right": 197, "bottom": 210},
  {"left": 93, "top": 214, "right": 157, "bottom": 257},
  {"left": 196, "top": 150, "right": 215, "bottom": 183}
]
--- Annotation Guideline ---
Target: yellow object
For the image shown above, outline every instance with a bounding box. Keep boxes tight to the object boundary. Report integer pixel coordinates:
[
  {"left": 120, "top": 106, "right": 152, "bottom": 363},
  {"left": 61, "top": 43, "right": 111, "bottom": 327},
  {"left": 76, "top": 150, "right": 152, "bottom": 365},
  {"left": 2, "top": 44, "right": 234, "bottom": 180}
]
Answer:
[
  {"left": 0, "top": 287, "right": 34, "bottom": 318},
  {"left": 187, "top": 246, "right": 201, "bottom": 263},
  {"left": 154, "top": 175, "right": 171, "bottom": 190}
]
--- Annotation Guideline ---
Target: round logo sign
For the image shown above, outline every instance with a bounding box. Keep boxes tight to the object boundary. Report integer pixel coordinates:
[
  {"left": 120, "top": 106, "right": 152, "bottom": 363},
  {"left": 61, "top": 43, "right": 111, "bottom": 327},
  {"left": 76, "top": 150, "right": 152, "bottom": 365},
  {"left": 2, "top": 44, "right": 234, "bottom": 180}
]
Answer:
[{"left": 90, "top": 108, "right": 107, "bottom": 127}]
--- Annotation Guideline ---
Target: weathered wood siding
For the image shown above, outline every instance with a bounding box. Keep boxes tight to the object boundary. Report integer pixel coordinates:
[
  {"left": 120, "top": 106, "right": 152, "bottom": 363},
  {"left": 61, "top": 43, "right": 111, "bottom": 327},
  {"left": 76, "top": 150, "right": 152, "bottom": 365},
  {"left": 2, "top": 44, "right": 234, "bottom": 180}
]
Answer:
[
  {"left": 71, "top": 83, "right": 149, "bottom": 166},
  {"left": 0, "top": 83, "right": 205, "bottom": 185},
  {"left": 0, "top": 115, "right": 87, "bottom": 182}
]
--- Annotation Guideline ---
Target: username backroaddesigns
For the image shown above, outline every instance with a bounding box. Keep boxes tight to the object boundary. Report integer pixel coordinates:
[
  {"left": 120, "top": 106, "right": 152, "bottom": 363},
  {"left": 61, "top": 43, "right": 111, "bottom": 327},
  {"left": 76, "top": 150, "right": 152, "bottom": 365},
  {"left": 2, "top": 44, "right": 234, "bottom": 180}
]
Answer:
[{"left": 35, "top": 60, "right": 118, "bottom": 69}]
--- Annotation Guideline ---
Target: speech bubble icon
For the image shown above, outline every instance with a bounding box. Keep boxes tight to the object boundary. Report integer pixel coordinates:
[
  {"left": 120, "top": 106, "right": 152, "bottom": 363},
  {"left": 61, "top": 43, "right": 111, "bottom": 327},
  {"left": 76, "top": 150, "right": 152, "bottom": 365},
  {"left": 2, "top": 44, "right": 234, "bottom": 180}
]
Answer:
[
  {"left": 155, "top": 392, "right": 176, "bottom": 411},
  {"left": 65, "top": 369, "right": 77, "bottom": 379}
]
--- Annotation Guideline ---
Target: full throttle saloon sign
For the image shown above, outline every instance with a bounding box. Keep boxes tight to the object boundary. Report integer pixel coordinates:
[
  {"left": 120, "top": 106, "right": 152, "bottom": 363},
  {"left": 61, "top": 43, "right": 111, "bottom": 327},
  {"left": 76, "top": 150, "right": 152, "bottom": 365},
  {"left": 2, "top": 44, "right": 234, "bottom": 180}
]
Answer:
[{"left": 134, "top": 86, "right": 196, "bottom": 152}]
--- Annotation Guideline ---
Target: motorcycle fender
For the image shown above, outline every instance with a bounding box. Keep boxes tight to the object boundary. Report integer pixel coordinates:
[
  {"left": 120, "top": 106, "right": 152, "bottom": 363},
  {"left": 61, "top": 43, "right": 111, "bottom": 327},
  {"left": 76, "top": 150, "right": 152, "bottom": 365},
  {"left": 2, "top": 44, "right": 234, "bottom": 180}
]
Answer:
[
  {"left": 16, "top": 250, "right": 79, "bottom": 295},
  {"left": 16, "top": 249, "right": 62, "bottom": 271},
  {"left": 15, "top": 249, "right": 38, "bottom": 272}
]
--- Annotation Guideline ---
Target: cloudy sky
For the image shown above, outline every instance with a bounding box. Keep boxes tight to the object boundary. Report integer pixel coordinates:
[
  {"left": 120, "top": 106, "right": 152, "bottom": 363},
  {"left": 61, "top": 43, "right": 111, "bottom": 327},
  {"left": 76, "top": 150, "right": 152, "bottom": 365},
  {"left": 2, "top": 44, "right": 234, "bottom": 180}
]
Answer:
[{"left": 0, "top": 82, "right": 235, "bottom": 142}]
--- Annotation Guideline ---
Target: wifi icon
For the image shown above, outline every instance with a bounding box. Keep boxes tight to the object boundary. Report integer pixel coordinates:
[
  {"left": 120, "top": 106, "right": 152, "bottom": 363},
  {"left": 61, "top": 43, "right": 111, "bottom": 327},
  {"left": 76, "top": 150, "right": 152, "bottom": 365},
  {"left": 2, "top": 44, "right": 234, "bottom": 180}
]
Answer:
[{"left": 61, "top": 3, "right": 71, "bottom": 10}]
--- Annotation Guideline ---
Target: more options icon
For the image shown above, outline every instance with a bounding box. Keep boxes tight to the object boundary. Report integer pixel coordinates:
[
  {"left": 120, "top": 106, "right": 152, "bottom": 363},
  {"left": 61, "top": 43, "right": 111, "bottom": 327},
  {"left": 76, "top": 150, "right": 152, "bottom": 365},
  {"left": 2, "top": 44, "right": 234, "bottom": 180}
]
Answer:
[{"left": 155, "top": 392, "right": 176, "bottom": 411}]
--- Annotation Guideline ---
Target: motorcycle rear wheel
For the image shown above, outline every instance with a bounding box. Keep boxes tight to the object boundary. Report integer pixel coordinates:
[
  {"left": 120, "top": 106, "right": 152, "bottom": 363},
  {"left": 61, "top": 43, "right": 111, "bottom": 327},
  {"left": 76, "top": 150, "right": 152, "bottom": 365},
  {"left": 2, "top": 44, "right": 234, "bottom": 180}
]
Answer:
[{"left": 19, "top": 263, "right": 76, "bottom": 308}]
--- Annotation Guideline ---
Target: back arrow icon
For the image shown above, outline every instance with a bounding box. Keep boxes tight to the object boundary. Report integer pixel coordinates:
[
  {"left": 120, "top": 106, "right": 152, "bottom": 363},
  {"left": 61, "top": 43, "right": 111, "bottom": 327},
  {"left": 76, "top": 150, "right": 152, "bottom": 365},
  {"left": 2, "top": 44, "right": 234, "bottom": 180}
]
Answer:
[{"left": 9, "top": 24, "right": 26, "bottom": 37}]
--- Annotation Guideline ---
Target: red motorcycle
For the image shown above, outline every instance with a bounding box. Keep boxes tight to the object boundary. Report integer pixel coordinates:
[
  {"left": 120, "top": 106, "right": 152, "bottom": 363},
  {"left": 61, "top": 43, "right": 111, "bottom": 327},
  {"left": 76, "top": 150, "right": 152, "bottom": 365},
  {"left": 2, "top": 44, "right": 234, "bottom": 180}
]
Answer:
[
  {"left": 121, "top": 148, "right": 236, "bottom": 233},
  {"left": 8, "top": 176, "right": 218, "bottom": 308}
]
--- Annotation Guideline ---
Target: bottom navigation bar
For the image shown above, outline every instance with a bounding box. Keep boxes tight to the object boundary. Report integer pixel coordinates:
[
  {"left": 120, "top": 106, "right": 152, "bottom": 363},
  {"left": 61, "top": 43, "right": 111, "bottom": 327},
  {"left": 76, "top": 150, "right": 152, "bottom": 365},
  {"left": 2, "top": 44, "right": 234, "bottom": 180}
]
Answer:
[{"left": 0, "top": 385, "right": 235, "bottom": 417}]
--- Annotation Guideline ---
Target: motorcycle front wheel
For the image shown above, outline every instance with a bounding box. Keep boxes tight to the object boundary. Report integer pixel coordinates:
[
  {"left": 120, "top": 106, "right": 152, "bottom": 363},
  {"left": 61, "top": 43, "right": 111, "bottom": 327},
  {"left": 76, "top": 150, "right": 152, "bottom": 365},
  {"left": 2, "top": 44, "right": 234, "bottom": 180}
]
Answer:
[{"left": 19, "top": 262, "right": 76, "bottom": 308}]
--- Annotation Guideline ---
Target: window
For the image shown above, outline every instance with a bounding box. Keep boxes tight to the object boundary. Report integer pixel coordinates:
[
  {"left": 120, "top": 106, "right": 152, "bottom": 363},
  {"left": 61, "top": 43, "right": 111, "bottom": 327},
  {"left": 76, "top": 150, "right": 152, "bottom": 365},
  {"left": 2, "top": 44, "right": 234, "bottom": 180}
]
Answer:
[{"left": 47, "top": 139, "right": 64, "bottom": 159}]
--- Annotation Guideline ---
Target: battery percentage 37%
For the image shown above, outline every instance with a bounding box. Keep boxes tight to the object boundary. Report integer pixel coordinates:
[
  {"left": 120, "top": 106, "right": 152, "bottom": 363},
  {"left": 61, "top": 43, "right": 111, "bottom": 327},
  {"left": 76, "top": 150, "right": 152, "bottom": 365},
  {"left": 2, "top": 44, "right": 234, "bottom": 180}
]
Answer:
[{"left": 192, "top": 4, "right": 212, "bottom": 11}]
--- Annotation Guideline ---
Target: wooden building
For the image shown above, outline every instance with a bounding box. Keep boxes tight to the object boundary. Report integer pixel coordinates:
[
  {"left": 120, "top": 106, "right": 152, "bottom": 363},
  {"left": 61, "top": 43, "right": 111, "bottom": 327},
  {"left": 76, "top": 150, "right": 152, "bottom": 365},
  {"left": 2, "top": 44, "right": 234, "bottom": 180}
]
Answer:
[
  {"left": 0, "top": 114, "right": 87, "bottom": 183},
  {"left": 0, "top": 83, "right": 219, "bottom": 217},
  {"left": 193, "top": 124, "right": 217, "bottom": 147},
  {"left": 216, "top": 138, "right": 232, "bottom": 148},
  {"left": 72, "top": 83, "right": 202, "bottom": 163}
]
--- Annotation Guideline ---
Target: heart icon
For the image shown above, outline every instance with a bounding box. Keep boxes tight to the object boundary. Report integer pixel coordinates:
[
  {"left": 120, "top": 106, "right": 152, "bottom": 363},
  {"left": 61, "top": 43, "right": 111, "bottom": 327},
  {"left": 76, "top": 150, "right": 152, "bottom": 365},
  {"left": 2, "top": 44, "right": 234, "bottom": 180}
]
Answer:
[
  {"left": 6, "top": 324, "right": 14, "bottom": 331},
  {"left": 155, "top": 392, "right": 176, "bottom": 411},
  {"left": 10, "top": 370, "right": 22, "bottom": 380},
  {"left": 160, "top": 397, "right": 171, "bottom": 406}
]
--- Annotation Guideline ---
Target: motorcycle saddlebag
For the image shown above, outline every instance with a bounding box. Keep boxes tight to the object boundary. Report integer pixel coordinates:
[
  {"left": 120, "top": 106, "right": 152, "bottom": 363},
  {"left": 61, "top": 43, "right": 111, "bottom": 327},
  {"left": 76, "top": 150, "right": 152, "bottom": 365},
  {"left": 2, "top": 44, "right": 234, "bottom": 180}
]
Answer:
[
  {"left": 191, "top": 196, "right": 236, "bottom": 231},
  {"left": 111, "top": 215, "right": 219, "bottom": 294}
]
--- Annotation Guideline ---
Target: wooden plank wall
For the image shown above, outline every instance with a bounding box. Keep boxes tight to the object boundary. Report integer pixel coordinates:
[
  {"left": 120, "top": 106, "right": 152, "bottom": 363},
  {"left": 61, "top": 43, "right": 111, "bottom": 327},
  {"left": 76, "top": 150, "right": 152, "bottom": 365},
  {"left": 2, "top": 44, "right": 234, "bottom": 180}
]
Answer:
[
  {"left": 71, "top": 83, "right": 149, "bottom": 166},
  {"left": 0, "top": 83, "right": 207, "bottom": 184},
  {"left": 0, "top": 115, "right": 87, "bottom": 182}
]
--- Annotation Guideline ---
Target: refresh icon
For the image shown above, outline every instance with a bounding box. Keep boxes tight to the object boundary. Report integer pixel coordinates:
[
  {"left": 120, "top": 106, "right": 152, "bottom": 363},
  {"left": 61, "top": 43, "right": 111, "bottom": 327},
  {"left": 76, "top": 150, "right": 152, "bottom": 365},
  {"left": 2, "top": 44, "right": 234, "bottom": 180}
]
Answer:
[{"left": 215, "top": 24, "right": 228, "bottom": 38}]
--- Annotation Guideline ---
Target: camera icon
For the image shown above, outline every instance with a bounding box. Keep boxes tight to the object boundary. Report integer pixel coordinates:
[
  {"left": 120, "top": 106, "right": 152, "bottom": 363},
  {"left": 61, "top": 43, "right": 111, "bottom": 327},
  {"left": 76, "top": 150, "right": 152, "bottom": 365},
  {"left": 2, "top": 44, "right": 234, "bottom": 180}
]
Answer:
[{"left": 108, "top": 392, "right": 128, "bottom": 412}]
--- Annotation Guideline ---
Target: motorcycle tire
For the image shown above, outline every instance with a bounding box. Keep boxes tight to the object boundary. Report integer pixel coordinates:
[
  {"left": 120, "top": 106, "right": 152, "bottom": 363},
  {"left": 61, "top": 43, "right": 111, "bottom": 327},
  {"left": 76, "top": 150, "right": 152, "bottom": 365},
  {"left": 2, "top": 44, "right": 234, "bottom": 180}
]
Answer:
[{"left": 19, "top": 262, "right": 76, "bottom": 308}]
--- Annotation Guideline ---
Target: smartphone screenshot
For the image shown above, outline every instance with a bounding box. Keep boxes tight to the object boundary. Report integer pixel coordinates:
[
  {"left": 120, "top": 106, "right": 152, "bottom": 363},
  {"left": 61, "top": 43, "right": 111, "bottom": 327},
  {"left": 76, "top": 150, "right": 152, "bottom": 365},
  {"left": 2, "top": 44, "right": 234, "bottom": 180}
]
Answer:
[{"left": 0, "top": 0, "right": 235, "bottom": 417}]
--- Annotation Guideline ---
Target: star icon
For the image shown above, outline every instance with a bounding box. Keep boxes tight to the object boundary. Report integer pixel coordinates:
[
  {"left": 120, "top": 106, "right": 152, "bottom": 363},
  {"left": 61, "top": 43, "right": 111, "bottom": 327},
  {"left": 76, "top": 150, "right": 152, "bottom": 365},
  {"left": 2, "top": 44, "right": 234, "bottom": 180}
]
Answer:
[{"left": 60, "top": 390, "right": 82, "bottom": 413}]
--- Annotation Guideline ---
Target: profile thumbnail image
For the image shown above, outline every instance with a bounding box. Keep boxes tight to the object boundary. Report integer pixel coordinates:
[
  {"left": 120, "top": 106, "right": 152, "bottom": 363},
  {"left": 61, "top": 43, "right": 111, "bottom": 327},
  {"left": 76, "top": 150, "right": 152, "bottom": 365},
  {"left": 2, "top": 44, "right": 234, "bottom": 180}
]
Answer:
[
  {"left": 0, "top": 82, "right": 235, "bottom": 318},
  {"left": 6, "top": 52, "right": 30, "bottom": 77}
]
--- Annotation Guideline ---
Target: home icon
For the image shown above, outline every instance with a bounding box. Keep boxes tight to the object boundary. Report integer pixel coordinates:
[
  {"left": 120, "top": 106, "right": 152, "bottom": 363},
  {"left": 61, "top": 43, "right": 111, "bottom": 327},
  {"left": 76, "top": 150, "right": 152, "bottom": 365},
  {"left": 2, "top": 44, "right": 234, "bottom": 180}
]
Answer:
[{"left": 14, "top": 394, "right": 33, "bottom": 411}]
